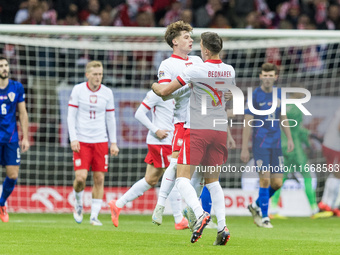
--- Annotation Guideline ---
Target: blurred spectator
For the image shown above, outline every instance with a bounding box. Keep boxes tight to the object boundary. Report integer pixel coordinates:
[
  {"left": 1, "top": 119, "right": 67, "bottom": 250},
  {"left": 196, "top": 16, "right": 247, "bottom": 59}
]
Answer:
[
  {"left": 194, "top": 0, "right": 224, "bottom": 27},
  {"left": 79, "top": 0, "right": 101, "bottom": 25},
  {"left": 179, "top": 9, "right": 193, "bottom": 25},
  {"left": 297, "top": 13, "right": 311, "bottom": 29},
  {"left": 135, "top": 9, "right": 154, "bottom": 26},
  {"left": 99, "top": 9, "right": 113, "bottom": 26},
  {"left": 14, "top": 0, "right": 38, "bottom": 24},
  {"left": 161, "top": 0, "right": 181, "bottom": 26},
  {"left": 245, "top": 11, "right": 262, "bottom": 29},
  {"left": 231, "top": 0, "right": 255, "bottom": 28},
  {"left": 41, "top": 0, "right": 57, "bottom": 25},
  {"left": 318, "top": 4, "right": 340, "bottom": 29},
  {"left": 209, "top": 10, "right": 231, "bottom": 28},
  {"left": 22, "top": 3, "right": 44, "bottom": 24}
]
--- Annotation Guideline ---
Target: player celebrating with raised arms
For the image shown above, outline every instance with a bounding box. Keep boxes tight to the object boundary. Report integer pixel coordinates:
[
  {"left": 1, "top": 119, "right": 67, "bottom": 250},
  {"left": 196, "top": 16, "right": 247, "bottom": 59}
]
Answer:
[
  {"left": 241, "top": 63, "right": 294, "bottom": 228},
  {"left": 0, "top": 57, "right": 29, "bottom": 222},
  {"left": 67, "top": 61, "right": 119, "bottom": 226},
  {"left": 153, "top": 32, "right": 236, "bottom": 245},
  {"left": 109, "top": 89, "right": 189, "bottom": 229}
]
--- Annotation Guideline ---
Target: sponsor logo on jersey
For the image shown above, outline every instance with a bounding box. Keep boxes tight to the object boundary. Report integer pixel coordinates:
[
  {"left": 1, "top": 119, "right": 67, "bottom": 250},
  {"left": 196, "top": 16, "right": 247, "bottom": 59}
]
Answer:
[
  {"left": 90, "top": 95, "right": 97, "bottom": 104},
  {"left": 158, "top": 71, "right": 164, "bottom": 78},
  {"left": 185, "top": 62, "right": 193, "bottom": 67},
  {"left": 259, "top": 102, "right": 266, "bottom": 106},
  {"left": 8, "top": 92, "right": 15, "bottom": 102}
]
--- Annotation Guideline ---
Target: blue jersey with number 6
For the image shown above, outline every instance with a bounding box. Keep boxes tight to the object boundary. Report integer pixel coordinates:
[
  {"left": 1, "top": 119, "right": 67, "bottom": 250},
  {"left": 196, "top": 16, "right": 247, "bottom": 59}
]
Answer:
[
  {"left": 244, "top": 86, "right": 282, "bottom": 149},
  {"left": 0, "top": 79, "right": 25, "bottom": 143}
]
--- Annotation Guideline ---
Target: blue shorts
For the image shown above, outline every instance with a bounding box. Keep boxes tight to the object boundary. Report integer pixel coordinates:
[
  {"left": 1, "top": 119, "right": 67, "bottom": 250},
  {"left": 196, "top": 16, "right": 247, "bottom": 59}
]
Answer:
[
  {"left": 0, "top": 142, "right": 20, "bottom": 166},
  {"left": 253, "top": 148, "right": 283, "bottom": 173}
]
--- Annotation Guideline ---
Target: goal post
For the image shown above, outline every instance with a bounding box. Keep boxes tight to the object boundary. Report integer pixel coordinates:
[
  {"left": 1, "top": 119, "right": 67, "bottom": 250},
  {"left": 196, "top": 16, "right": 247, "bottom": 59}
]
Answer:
[{"left": 0, "top": 25, "right": 339, "bottom": 215}]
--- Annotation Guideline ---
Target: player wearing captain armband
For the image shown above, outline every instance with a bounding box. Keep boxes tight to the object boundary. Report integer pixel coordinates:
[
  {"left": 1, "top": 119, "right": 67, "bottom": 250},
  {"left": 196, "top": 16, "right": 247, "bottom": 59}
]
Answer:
[
  {"left": 67, "top": 61, "right": 119, "bottom": 226},
  {"left": 153, "top": 32, "right": 236, "bottom": 245},
  {"left": 241, "top": 63, "right": 294, "bottom": 228},
  {"left": 109, "top": 90, "right": 189, "bottom": 230},
  {"left": 0, "top": 57, "right": 30, "bottom": 223},
  {"left": 150, "top": 21, "right": 203, "bottom": 228}
]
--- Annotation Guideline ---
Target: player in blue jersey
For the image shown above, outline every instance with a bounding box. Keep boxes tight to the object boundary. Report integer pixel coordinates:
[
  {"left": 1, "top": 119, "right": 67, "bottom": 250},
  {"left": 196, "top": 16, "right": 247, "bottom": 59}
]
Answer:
[
  {"left": 0, "top": 57, "right": 29, "bottom": 222},
  {"left": 240, "top": 63, "right": 294, "bottom": 228}
]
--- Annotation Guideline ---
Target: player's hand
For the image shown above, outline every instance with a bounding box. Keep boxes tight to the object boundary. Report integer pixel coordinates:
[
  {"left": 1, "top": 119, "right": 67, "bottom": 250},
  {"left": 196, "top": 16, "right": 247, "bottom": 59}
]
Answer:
[
  {"left": 71, "top": 140, "right": 80, "bottom": 153},
  {"left": 227, "top": 136, "right": 236, "bottom": 149},
  {"left": 287, "top": 139, "right": 294, "bottom": 153},
  {"left": 155, "top": 129, "right": 170, "bottom": 139},
  {"left": 110, "top": 143, "right": 119, "bottom": 156},
  {"left": 224, "top": 91, "right": 233, "bottom": 101},
  {"left": 240, "top": 149, "right": 250, "bottom": 163},
  {"left": 21, "top": 138, "right": 30, "bottom": 153},
  {"left": 152, "top": 82, "right": 161, "bottom": 96}
]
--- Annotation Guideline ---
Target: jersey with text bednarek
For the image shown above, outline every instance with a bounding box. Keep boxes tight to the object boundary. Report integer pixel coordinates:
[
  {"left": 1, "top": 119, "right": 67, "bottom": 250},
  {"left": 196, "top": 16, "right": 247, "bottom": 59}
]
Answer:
[
  {"left": 68, "top": 82, "right": 115, "bottom": 143},
  {"left": 177, "top": 59, "right": 236, "bottom": 131},
  {"left": 158, "top": 54, "right": 203, "bottom": 124},
  {"left": 323, "top": 107, "right": 340, "bottom": 151},
  {"left": 141, "top": 90, "right": 174, "bottom": 145},
  {"left": 0, "top": 79, "right": 25, "bottom": 143},
  {"left": 244, "top": 86, "right": 282, "bottom": 149}
]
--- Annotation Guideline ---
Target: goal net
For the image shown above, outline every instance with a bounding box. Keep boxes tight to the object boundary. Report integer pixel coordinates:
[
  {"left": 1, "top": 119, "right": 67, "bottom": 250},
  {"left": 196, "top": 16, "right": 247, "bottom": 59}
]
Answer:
[{"left": 0, "top": 25, "right": 339, "bottom": 215}]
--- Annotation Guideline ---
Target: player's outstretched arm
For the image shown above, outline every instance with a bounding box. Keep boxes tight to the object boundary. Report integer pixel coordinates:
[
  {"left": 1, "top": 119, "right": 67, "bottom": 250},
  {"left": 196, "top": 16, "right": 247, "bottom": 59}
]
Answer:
[
  {"left": 17, "top": 101, "right": 30, "bottom": 152},
  {"left": 280, "top": 115, "right": 294, "bottom": 152},
  {"left": 152, "top": 79, "right": 182, "bottom": 97},
  {"left": 240, "top": 114, "right": 253, "bottom": 163}
]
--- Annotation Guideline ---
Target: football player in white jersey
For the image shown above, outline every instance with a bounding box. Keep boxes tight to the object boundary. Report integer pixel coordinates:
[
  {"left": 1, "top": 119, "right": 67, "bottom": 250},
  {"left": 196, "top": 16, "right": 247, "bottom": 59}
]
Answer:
[
  {"left": 153, "top": 32, "right": 236, "bottom": 245},
  {"left": 67, "top": 61, "right": 119, "bottom": 226},
  {"left": 151, "top": 21, "right": 204, "bottom": 226},
  {"left": 313, "top": 107, "right": 340, "bottom": 218},
  {"left": 108, "top": 90, "right": 189, "bottom": 229}
]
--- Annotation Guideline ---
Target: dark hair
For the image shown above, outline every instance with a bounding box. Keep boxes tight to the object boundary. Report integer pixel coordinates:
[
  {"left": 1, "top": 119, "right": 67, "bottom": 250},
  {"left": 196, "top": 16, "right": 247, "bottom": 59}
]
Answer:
[
  {"left": 201, "top": 32, "right": 223, "bottom": 55},
  {"left": 261, "top": 62, "right": 278, "bottom": 74},
  {"left": 164, "top": 20, "right": 193, "bottom": 48},
  {"left": 0, "top": 56, "right": 8, "bottom": 62}
]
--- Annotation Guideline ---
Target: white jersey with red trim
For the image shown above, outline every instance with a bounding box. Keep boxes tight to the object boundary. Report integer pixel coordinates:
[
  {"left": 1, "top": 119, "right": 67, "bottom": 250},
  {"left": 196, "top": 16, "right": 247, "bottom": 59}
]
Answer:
[
  {"left": 140, "top": 90, "right": 175, "bottom": 145},
  {"left": 158, "top": 54, "right": 203, "bottom": 124},
  {"left": 177, "top": 59, "right": 236, "bottom": 131},
  {"left": 68, "top": 82, "right": 115, "bottom": 143},
  {"left": 323, "top": 107, "right": 340, "bottom": 151}
]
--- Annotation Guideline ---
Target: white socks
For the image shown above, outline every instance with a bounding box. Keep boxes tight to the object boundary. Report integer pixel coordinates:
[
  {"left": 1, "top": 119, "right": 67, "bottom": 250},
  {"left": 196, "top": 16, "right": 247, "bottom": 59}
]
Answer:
[
  {"left": 175, "top": 177, "right": 203, "bottom": 219},
  {"left": 168, "top": 187, "right": 183, "bottom": 224},
  {"left": 206, "top": 181, "right": 226, "bottom": 232},
  {"left": 73, "top": 189, "right": 84, "bottom": 206},
  {"left": 157, "top": 158, "right": 177, "bottom": 207},
  {"left": 90, "top": 199, "right": 102, "bottom": 219},
  {"left": 190, "top": 170, "right": 204, "bottom": 197},
  {"left": 116, "top": 177, "right": 151, "bottom": 208},
  {"left": 322, "top": 175, "right": 340, "bottom": 209}
]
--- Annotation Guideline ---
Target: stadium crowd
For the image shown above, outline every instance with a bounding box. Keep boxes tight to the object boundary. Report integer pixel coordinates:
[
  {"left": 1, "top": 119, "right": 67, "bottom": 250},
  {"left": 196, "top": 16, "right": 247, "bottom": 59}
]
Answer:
[{"left": 1, "top": 0, "right": 340, "bottom": 30}]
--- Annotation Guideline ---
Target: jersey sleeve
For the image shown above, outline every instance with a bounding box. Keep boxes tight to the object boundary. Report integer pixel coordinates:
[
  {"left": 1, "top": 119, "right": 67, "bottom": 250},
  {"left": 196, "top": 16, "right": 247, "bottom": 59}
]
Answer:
[
  {"left": 177, "top": 65, "right": 196, "bottom": 86},
  {"left": 17, "top": 82, "right": 25, "bottom": 103},
  {"left": 106, "top": 89, "right": 117, "bottom": 143},
  {"left": 141, "top": 90, "right": 160, "bottom": 111},
  {"left": 158, "top": 61, "right": 172, "bottom": 84},
  {"left": 106, "top": 89, "right": 115, "bottom": 111},
  {"left": 68, "top": 85, "right": 79, "bottom": 108}
]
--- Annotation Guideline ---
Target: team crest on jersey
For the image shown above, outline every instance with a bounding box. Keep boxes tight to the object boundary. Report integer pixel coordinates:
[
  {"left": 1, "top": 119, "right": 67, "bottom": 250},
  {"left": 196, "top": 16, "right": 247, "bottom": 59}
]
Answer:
[
  {"left": 177, "top": 138, "right": 183, "bottom": 147},
  {"left": 185, "top": 62, "right": 193, "bottom": 67},
  {"left": 89, "top": 95, "right": 97, "bottom": 104},
  {"left": 159, "top": 71, "right": 165, "bottom": 78},
  {"left": 8, "top": 92, "right": 15, "bottom": 102}
]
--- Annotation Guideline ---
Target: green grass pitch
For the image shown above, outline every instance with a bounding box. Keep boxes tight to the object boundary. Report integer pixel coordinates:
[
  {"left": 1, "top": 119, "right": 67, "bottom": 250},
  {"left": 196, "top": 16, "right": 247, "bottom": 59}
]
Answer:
[{"left": 0, "top": 213, "right": 339, "bottom": 255}]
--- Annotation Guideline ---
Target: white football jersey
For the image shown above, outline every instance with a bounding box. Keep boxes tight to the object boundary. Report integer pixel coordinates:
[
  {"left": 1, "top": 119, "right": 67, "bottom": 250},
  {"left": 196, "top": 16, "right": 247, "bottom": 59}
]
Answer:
[
  {"left": 158, "top": 54, "right": 203, "bottom": 124},
  {"left": 141, "top": 90, "right": 175, "bottom": 145},
  {"left": 177, "top": 59, "right": 236, "bottom": 131},
  {"left": 323, "top": 107, "right": 340, "bottom": 151},
  {"left": 68, "top": 82, "right": 115, "bottom": 143}
]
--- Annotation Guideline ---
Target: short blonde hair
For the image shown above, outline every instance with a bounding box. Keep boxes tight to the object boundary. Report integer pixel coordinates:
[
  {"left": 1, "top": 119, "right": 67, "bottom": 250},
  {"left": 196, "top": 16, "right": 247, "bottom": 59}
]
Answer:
[{"left": 86, "top": 61, "right": 103, "bottom": 73}]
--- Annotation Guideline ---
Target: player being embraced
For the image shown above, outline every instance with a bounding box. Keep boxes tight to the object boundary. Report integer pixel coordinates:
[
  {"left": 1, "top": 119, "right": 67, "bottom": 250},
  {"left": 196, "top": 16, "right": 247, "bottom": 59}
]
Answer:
[
  {"left": 67, "top": 61, "right": 119, "bottom": 226},
  {"left": 151, "top": 20, "right": 203, "bottom": 226},
  {"left": 153, "top": 32, "right": 236, "bottom": 245},
  {"left": 0, "top": 57, "right": 29, "bottom": 222},
  {"left": 109, "top": 90, "right": 188, "bottom": 230},
  {"left": 241, "top": 63, "right": 294, "bottom": 228}
]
